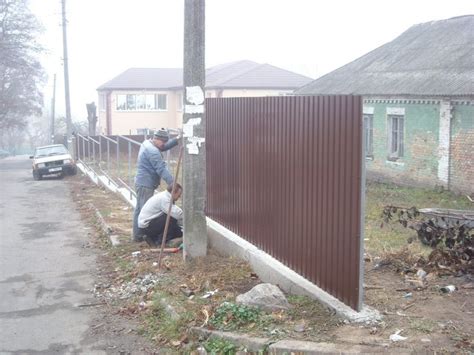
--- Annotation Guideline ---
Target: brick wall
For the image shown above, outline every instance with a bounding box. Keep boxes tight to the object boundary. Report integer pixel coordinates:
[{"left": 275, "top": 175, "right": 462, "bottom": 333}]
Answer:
[
  {"left": 364, "top": 98, "right": 441, "bottom": 188},
  {"left": 364, "top": 98, "right": 473, "bottom": 195},
  {"left": 449, "top": 102, "right": 474, "bottom": 194}
]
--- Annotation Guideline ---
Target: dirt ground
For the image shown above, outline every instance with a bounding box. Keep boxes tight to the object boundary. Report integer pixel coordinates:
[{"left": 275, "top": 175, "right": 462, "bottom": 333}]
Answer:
[{"left": 67, "top": 174, "right": 474, "bottom": 353}]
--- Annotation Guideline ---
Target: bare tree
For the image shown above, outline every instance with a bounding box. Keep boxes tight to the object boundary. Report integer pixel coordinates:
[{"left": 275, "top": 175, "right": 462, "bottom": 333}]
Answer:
[
  {"left": 86, "top": 102, "right": 97, "bottom": 135},
  {"left": 0, "top": 0, "right": 45, "bottom": 130}
]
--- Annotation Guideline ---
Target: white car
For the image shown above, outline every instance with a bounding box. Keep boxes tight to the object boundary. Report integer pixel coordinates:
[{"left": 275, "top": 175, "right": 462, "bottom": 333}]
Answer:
[{"left": 30, "top": 144, "right": 77, "bottom": 180}]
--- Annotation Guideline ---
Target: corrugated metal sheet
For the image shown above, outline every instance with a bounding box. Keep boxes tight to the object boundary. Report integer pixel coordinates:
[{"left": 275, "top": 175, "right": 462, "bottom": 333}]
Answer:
[{"left": 206, "top": 96, "right": 364, "bottom": 310}]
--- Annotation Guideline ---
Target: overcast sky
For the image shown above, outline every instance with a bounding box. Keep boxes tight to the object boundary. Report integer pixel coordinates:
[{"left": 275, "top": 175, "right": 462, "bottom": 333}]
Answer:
[{"left": 30, "top": 0, "right": 473, "bottom": 122}]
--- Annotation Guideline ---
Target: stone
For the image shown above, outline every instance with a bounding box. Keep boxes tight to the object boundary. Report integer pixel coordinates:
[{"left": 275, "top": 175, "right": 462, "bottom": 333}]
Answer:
[{"left": 236, "top": 283, "right": 289, "bottom": 311}]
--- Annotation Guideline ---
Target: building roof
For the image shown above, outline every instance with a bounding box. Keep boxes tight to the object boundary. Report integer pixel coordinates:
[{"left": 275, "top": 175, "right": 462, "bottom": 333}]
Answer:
[
  {"left": 296, "top": 15, "right": 474, "bottom": 97},
  {"left": 97, "top": 60, "right": 312, "bottom": 91},
  {"left": 97, "top": 68, "right": 182, "bottom": 91}
]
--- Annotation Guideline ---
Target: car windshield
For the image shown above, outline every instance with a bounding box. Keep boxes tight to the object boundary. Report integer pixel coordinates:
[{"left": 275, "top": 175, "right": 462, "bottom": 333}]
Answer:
[{"left": 35, "top": 145, "right": 68, "bottom": 158}]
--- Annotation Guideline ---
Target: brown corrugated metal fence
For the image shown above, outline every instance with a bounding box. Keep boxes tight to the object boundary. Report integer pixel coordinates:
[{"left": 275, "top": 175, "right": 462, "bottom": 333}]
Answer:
[{"left": 206, "top": 96, "right": 364, "bottom": 311}]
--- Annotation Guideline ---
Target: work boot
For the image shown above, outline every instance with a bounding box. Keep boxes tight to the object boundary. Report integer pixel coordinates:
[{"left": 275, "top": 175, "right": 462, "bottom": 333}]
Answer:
[
  {"left": 166, "top": 237, "right": 183, "bottom": 248},
  {"left": 144, "top": 235, "right": 156, "bottom": 247},
  {"left": 132, "top": 234, "right": 144, "bottom": 242}
]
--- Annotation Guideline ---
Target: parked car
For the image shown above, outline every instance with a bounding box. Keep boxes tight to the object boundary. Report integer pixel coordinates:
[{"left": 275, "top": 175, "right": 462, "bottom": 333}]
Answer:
[{"left": 30, "top": 144, "right": 77, "bottom": 180}]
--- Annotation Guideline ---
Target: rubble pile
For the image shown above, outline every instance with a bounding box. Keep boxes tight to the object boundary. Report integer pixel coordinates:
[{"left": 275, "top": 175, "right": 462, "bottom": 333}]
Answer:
[{"left": 93, "top": 273, "right": 160, "bottom": 300}]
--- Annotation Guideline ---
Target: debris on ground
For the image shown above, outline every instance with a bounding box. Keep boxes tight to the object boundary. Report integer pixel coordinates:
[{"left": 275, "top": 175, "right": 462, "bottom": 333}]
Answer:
[
  {"left": 440, "top": 285, "right": 456, "bottom": 293},
  {"left": 93, "top": 274, "right": 160, "bottom": 300},
  {"left": 389, "top": 330, "right": 407, "bottom": 342},
  {"left": 69, "top": 175, "right": 474, "bottom": 353}
]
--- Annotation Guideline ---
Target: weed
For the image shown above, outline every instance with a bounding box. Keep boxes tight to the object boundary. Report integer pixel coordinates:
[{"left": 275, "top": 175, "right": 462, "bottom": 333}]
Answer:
[
  {"left": 364, "top": 181, "right": 471, "bottom": 255},
  {"left": 141, "top": 290, "right": 194, "bottom": 342},
  {"left": 116, "top": 258, "right": 134, "bottom": 280},
  {"left": 209, "top": 302, "right": 264, "bottom": 331},
  {"left": 287, "top": 295, "right": 341, "bottom": 332},
  {"left": 203, "top": 337, "right": 238, "bottom": 354},
  {"left": 410, "top": 319, "right": 436, "bottom": 333}
]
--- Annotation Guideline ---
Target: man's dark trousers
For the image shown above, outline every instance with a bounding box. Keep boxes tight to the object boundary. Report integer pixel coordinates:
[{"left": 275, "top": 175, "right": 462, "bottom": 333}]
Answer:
[
  {"left": 132, "top": 185, "right": 155, "bottom": 241},
  {"left": 139, "top": 213, "right": 182, "bottom": 246}
]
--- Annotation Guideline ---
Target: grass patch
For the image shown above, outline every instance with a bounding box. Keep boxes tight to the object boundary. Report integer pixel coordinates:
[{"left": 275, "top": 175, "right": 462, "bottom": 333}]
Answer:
[
  {"left": 410, "top": 318, "right": 437, "bottom": 333},
  {"left": 115, "top": 258, "right": 134, "bottom": 279},
  {"left": 286, "top": 295, "right": 341, "bottom": 333},
  {"left": 364, "top": 181, "right": 472, "bottom": 255},
  {"left": 209, "top": 302, "right": 266, "bottom": 331},
  {"left": 141, "top": 290, "right": 194, "bottom": 342},
  {"left": 203, "top": 337, "right": 238, "bottom": 354}
]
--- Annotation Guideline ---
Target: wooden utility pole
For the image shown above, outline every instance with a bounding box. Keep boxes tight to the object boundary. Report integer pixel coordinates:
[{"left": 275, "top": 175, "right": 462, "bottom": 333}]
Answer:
[
  {"left": 50, "top": 73, "right": 56, "bottom": 144},
  {"left": 182, "top": 0, "right": 207, "bottom": 259},
  {"left": 61, "top": 0, "right": 72, "bottom": 143}
]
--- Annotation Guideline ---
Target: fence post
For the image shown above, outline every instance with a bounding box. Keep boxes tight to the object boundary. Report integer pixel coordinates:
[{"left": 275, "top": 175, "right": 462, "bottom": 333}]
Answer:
[
  {"left": 128, "top": 141, "right": 132, "bottom": 199},
  {"left": 107, "top": 139, "right": 110, "bottom": 173},
  {"left": 99, "top": 136, "right": 102, "bottom": 170},
  {"left": 92, "top": 138, "right": 96, "bottom": 167},
  {"left": 76, "top": 136, "right": 80, "bottom": 161},
  {"left": 117, "top": 136, "right": 120, "bottom": 179},
  {"left": 82, "top": 136, "right": 85, "bottom": 162}
]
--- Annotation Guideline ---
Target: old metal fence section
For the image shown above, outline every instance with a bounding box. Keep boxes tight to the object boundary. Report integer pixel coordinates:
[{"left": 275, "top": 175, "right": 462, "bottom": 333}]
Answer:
[{"left": 206, "top": 96, "right": 364, "bottom": 310}]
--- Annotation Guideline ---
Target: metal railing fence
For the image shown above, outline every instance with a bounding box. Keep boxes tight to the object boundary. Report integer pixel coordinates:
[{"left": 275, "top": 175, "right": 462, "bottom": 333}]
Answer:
[{"left": 73, "top": 133, "right": 181, "bottom": 197}]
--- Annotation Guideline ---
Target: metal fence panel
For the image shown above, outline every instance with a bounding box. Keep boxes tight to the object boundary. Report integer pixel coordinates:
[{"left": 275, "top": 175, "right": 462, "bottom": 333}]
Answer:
[{"left": 206, "top": 96, "right": 364, "bottom": 310}]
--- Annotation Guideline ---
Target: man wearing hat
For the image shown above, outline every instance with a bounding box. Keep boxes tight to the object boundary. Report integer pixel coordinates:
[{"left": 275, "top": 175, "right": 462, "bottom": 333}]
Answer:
[{"left": 132, "top": 128, "right": 179, "bottom": 242}]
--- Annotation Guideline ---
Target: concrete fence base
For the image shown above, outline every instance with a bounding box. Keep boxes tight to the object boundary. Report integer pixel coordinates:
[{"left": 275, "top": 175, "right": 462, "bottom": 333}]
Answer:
[{"left": 207, "top": 218, "right": 381, "bottom": 323}]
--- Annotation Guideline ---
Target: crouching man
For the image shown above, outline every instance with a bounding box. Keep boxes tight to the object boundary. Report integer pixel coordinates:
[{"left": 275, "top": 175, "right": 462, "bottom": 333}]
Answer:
[{"left": 138, "top": 183, "right": 183, "bottom": 247}]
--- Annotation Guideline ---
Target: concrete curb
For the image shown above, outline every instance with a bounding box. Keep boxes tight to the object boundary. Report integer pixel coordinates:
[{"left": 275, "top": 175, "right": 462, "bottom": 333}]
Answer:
[
  {"left": 207, "top": 218, "right": 381, "bottom": 323},
  {"left": 77, "top": 162, "right": 136, "bottom": 208},
  {"left": 87, "top": 202, "right": 120, "bottom": 246},
  {"left": 190, "top": 328, "right": 270, "bottom": 352},
  {"left": 190, "top": 327, "right": 392, "bottom": 354}
]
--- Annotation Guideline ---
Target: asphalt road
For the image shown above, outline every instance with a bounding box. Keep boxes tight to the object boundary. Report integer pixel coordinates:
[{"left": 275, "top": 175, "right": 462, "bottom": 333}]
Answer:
[{"left": 0, "top": 156, "right": 104, "bottom": 353}]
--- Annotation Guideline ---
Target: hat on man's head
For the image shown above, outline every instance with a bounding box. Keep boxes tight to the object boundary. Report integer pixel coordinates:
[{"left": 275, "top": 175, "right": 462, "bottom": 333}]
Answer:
[{"left": 153, "top": 128, "right": 169, "bottom": 142}]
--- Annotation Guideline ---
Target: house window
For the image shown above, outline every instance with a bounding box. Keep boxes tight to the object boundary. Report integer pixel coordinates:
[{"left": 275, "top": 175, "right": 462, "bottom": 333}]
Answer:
[
  {"left": 155, "top": 94, "right": 167, "bottom": 110},
  {"left": 115, "top": 93, "right": 168, "bottom": 111},
  {"left": 116, "top": 94, "right": 127, "bottom": 110},
  {"left": 136, "top": 94, "right": 146, "bottom": 110},
  {"left": 137, "top": 128, "right": 151, "bottom": 135},
  {"left": 145, "top": 94, "right": 155, "bottom": 110},
  {"left": 387, "top": 114, "right": 404, "bottom": 160},
  {"left": 363, "top": 113, "right": 374, "bottom": 157},
  {"left": 126, "top": 94, "right": 136, "bottom": 110}
]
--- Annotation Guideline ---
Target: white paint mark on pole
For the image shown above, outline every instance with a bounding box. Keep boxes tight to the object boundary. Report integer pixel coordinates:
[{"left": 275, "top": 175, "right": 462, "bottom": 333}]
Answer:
[
  {"left": 186, "top": 137, "right": 205, "bottom": 155},
  {"left": 186, "top": 143, "right": 199, "bottom": 155},
  {"left": 186, "top": 86, "right": 205, "bottom": 105},
  {"left": 183, "top": 117, "right": 202, "bottom": 138},
  {"left": 183, "top": 124, "right": 194, "bottom": 138},
  {"left": 188, "top": 117, "right": 202, "bottom": 125}
]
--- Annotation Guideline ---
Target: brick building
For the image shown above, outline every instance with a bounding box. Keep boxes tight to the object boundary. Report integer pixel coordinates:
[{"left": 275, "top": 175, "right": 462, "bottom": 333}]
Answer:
[{"left": 296, "top": 15, "right": 473, "bottom": 194}]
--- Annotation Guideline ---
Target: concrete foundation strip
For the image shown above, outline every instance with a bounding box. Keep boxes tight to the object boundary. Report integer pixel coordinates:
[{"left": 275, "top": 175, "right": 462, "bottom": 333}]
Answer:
[
  {"left": 77, "top": 161, "right": 381, "bottom": 322},
  {"left": 190, "top": 327, "right": 395, "bottom": 354}
]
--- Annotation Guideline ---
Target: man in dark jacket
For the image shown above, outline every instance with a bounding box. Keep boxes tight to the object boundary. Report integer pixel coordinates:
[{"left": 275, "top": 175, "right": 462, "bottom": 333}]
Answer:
[{"left": 132, "top": 129, "right": 179, "bottom": 241}]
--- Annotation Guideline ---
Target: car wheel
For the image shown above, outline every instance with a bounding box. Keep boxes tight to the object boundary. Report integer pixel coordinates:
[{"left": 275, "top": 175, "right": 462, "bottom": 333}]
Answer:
[
  {"left": 70, "top": 167, "right": 77, "bottom": 176},
  {"left": 33, "top": 170, "right": 42, "bottom": 181}
]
